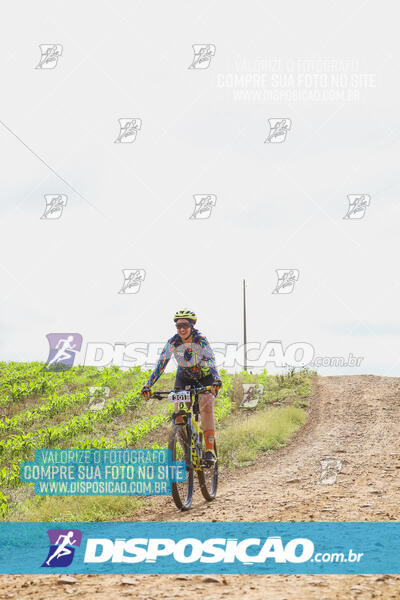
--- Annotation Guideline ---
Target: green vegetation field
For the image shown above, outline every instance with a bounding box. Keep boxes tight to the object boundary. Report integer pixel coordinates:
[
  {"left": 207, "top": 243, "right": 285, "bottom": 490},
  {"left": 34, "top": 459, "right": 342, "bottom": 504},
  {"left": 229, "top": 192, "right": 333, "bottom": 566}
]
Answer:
[{"left": 0, "top": 363, "right": 315, "bottom": 521}]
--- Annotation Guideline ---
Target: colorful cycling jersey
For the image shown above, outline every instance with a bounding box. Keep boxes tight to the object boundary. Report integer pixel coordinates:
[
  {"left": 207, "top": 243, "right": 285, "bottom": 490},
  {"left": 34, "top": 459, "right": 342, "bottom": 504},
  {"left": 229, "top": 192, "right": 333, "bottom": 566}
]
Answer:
[{"left": 145, "top": 329, "right": 219, "bottom": 387}]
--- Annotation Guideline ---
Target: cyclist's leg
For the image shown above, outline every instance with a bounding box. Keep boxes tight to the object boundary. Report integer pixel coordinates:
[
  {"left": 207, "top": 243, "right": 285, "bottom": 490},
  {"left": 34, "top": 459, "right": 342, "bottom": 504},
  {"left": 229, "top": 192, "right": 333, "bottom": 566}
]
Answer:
[{"left": 198, "top": 374, "right": 216, "bottom": 454}]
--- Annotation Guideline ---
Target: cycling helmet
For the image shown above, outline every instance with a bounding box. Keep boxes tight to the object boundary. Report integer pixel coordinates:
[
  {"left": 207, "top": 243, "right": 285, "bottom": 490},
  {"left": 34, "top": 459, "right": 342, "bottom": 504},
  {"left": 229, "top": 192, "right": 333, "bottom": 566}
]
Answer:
[{"left": 173, "top": 309, "right": 197, "bottom": 324}]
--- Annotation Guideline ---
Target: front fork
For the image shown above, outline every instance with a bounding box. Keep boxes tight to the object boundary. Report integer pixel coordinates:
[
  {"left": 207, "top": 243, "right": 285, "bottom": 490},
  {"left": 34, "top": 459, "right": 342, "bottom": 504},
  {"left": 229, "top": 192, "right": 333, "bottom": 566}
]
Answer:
[
  {"left": 172, "top": 401, "right": 202, "bottom": 471},
  {"left": 188, "top": 413, "right": 203, "bottom": 471}
]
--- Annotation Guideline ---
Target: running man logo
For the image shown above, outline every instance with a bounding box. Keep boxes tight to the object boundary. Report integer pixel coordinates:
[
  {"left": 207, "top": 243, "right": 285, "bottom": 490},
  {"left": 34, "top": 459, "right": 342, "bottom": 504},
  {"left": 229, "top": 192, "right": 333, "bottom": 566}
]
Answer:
[
  {"left": 45, "top": 333, "right": 83, "bottom": 370},
  {"left": 88, "top": 386, "right": 111, "bottom": 412},
  {"left": 119, "top": 269, "right": 146, "bottom": 294},
  {"left": 188, "top": 44, "right": 216, "bottom": 69},
  {"left": 265, "top": 118, "right": 292, "bottom": 143},
  {"left": 35, "top": 44, "right": 63, "bottom": 69},
  {"left": 40, "top": 194, "right": 67, "bottom": 220},
  {"left": 189, "top": 195, "right": 217, "bottom": 220},
  {"left": 241, "top": 384, "right": 264, "bottom": 409},
  {"left": 42, "top": 529, "right": 82, "bottom": 568},
  {"left": 272, "top": 269, "right": 299, "bottom": 294},
  {"left": 343, "top": 194, "right": 370, "bottom": 219},
  {"left": 114, "top": 118, "right": 142, "bottom": 143}
]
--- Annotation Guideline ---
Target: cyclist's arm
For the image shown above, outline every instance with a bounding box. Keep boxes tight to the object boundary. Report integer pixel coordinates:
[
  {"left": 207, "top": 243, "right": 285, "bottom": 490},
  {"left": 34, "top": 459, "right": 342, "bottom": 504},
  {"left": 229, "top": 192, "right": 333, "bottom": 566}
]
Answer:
[
  {"left": 200, "top": 337, "right": 220, "bottom": 380},
  {"left": 145, "top": 341, "right": 173, "bottom": 387}
]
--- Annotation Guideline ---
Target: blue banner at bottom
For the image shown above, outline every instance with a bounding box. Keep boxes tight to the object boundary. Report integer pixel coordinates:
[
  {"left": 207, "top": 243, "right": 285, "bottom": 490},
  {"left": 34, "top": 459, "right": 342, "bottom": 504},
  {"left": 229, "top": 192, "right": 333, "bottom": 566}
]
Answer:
[{"left": 0, "top": 522, "right": 398, "bottom": 574}]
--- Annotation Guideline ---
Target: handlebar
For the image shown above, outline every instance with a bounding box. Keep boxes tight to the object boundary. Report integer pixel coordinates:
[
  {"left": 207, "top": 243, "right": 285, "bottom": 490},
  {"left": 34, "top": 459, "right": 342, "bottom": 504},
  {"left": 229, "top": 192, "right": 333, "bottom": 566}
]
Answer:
[{"left": 151, "top": 385, "right": 213, "bottom": 400}]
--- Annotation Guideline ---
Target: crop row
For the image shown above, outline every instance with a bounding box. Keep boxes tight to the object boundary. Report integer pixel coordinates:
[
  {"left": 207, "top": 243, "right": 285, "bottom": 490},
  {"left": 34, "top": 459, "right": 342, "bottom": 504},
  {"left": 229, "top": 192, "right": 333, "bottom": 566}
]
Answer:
[
  {"left": 0, "top": 389, "right": 91, "bottom": 433},
  {"left": 76, "top": 412, "right": 170, "bottom": 450},
  {"left": 0, "top": 377, "right": 60, "bottom": 407},
  {"left": 0, "top": 374, "right": 148, "bottom": 461},
  {"left": 0, "top": 361, "right": 45, "bottom": 383},
  {"left": 0, "top": 408, "right": 168, "bottom": 493},
  {"left": 0, "top": 363, "right": 137, "bottom": 407},
  {"left": 0, "top": 368, "right": 138, "bottom": 433}
]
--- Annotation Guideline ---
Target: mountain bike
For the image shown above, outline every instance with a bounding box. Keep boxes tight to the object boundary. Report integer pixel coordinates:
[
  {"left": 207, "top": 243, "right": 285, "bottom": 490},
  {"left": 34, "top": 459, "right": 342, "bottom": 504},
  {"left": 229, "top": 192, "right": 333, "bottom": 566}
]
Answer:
[{"left": 151, "top": 385, "right": 218, "bottom": 510}]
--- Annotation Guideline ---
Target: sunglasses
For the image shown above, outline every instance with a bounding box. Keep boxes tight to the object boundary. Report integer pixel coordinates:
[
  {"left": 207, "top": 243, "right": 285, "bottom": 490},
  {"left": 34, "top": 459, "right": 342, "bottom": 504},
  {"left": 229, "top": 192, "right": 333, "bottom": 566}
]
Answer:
[{"left": 175, "top": 322, "right": 191, "bottom": 330}]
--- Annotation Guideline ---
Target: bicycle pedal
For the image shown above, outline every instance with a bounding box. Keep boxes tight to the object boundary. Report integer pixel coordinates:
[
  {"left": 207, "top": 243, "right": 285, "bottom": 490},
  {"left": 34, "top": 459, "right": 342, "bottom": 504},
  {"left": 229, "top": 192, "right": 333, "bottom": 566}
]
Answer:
[{"left": 202, "top": 457, "right": 217, "bottom": 468}]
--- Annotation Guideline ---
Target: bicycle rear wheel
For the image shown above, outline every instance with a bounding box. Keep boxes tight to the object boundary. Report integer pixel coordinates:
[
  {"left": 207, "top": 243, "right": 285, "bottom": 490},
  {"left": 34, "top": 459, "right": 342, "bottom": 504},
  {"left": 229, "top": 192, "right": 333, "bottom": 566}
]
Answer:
[
  {"left": 197, "top": 439, "right": 218, "bottom": 501},
  {"left": 168, "top": 424, "right": 193, "bottom": 510}
]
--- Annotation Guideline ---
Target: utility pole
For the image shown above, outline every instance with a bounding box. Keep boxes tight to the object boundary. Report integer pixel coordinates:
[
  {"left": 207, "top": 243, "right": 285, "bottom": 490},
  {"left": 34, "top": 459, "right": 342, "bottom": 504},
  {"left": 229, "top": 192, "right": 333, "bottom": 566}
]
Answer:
[{"left": 243, "top": 279, "right": 247, "bottom": 371}]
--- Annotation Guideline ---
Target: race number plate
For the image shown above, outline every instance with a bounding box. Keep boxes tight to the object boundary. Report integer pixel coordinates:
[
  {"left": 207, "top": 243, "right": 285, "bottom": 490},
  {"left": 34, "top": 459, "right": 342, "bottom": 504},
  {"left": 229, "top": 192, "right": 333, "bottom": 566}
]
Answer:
[{"left": 168, "top": 390, "right": 191, "bottom": 403}]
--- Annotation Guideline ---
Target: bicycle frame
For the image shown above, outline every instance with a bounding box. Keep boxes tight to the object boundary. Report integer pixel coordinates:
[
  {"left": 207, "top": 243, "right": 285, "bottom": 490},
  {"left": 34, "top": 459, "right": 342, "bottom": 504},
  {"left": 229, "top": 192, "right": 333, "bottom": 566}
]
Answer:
[
  {"left": 153, "top": 385, "right": 212, "bottom": 470},
  {"left": 174, "top": 396, "right": 203, "bottom": 470},
  {"left": 151, "top": 385, "right": 218, "bottom": 509}
]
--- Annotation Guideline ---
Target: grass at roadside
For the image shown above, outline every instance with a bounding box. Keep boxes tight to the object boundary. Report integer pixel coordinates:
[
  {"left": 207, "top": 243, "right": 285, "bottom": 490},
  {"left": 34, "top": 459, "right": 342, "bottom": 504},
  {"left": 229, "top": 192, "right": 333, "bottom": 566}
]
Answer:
[
  {"left": 217, "top": 405, "right": 307, "bottom": 470},
  {"left": 9, "top": 491, "right": 144, "bottom": 522},
  {"left": 227, "top": 368, "right": 314, "bottom": 408}
]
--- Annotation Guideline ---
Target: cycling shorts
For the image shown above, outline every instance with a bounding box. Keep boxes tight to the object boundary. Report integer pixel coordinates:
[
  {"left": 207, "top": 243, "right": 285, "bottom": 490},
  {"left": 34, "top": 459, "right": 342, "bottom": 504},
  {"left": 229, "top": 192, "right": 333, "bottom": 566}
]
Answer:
[{"left": 174, "top": 371, "right": 214, "bottom": 391}]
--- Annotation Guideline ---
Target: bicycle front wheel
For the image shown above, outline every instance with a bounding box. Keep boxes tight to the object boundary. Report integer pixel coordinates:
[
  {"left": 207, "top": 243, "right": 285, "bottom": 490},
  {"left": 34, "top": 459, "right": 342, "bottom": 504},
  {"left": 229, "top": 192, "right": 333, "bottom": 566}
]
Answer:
[
  {"left": 168, "top": 424, "right": 193, "bottom": 510},
  {"left": 197, "top": 439, "right": 218, "bottom": 501}
]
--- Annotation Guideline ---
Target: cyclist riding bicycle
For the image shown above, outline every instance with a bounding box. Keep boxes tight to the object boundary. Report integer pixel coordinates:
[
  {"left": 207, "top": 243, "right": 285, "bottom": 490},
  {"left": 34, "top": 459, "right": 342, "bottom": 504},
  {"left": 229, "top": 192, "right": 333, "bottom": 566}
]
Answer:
[{"left": 141, "top": 310, "right": 222, "bottom": 464}]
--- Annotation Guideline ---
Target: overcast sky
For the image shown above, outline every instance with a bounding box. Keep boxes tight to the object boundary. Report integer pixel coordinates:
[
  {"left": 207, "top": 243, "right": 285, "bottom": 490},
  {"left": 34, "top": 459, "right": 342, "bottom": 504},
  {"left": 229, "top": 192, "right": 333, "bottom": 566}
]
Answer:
[{"left": 1, "top": 1, "right": 399, "bottom": 376}]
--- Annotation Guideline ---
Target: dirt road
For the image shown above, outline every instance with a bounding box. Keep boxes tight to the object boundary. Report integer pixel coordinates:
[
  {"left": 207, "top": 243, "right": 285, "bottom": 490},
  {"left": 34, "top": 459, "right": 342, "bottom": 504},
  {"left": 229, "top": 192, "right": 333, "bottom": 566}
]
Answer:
[{"left": 1, "top": 375, "right": 399, "bottom": 599}]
